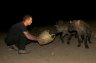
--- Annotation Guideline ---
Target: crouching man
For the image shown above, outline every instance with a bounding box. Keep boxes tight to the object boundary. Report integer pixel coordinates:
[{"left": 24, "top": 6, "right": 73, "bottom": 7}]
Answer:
[{"left": 5, "top": 15, "right": 37, "bottom": 54}]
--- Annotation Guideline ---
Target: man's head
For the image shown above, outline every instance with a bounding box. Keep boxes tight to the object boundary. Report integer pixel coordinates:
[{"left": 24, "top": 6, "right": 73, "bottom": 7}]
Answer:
[{"left": 23, "top": 15, "right": 33, "bottom": 26}]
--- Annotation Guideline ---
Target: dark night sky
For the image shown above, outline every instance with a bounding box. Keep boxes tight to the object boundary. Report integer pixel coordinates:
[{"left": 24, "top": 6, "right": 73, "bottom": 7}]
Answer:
[{"left": 1, "top": 2, "right": 96, "bottom": 32}]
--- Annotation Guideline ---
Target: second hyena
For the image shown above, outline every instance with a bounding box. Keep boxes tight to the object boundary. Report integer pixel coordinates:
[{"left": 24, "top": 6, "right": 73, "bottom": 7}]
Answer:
[{"left": 70, "top": 20, "right": 92, "bottom": 48}]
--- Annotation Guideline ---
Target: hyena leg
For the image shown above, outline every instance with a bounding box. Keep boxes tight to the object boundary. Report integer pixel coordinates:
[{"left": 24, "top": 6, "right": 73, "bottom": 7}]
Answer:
[
  {"left": 87, "top": 34, "right": 92, "bottom": 44},
  {"left": 77, "top": 35, "right": 82, "bottom": 47},
  {"left": 59, "top": 31, "right": 69, "bottom": 43},
  {"left": 84, "top": 36, "right": 89, "bottom": 48},
  {"left": 59, "top": 32, "right": 65, "bottom": 43},
  {"left": 75, "top": 32, "right": 78, "bottom": 38},
  {"left": 60, "top": 35, "right": 64, "bottom": 43},
  {"left": 60, "top": 33, "right": 69, "bottom": 43},
  {"left": 81, "top": 35, "right": 84, "bottom": 43},
  {"left": 67, "top": 33, "right": 73, "bottom": 44}
]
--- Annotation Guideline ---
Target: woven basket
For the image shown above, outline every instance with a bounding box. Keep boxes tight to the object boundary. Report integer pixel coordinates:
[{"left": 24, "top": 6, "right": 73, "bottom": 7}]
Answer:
[{"left": 37, "top": 30, "right": 55, "bottom": 45}]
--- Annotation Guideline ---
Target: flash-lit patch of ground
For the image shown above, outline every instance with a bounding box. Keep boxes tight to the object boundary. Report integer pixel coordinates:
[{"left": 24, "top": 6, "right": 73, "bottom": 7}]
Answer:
[{"left": 0, "top": 21, "right": 96, "bottom": 63}]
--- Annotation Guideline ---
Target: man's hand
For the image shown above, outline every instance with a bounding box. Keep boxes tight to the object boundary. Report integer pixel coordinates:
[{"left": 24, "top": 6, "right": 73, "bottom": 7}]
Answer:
[{"left": 23, "top": 31, "right": 37, "bottom": 41}]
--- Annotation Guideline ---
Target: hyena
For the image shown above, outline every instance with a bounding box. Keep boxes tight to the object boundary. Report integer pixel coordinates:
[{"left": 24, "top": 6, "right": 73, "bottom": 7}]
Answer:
[
  {"left": 54, "top": 20, "right": 77, "bottom": 44},
  {"left": 70, "top": 20, "right": 92, "bottom": 48}
]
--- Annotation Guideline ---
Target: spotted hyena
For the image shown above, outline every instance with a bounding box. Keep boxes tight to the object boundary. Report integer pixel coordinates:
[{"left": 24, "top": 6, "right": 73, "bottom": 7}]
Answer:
[
  {"left": 54, "top": 20, "right": 77, "bottom": 44},
  {"left": 54, "top": 19, "right": 92, "bottom": 49},
  {"left": 70, "top": 20, "right": 92, "bottom": 48}
]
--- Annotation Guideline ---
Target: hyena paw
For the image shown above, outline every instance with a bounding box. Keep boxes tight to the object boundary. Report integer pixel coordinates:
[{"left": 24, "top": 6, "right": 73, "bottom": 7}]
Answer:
[
  {"left": 85, "top": 45, "right": 89, "bottom": 49},
  {"left": 77, "top": 44, "right": 81, "bottom": 47},
  {"left": 67, "top": 42, "right": 70, "bottom": 44}
]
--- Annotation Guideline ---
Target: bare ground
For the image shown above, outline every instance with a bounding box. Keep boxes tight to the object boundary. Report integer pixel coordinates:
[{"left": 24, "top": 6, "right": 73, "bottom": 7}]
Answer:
[{"left": 0, "top": 21, "right": 96, "bottom": 63}]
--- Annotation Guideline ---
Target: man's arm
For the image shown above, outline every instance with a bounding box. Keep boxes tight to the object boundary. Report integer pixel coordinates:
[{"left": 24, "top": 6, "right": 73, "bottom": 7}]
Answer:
[{"left": 23, "top": 31, "right": 37, "bottom": 41}]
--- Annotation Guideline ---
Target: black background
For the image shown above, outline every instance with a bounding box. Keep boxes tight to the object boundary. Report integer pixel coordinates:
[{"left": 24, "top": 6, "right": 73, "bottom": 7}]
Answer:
[{"left": 1, "top": 1, "right": 96, "bottom": 32}]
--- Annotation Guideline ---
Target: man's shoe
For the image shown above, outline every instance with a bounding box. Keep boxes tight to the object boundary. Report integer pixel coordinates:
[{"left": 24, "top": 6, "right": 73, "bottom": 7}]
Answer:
[{"left": 18, "top": 50, "right": 30, "bottom": 54}]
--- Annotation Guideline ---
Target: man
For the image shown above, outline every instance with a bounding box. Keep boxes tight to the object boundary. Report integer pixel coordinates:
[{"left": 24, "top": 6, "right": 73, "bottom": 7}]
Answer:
[{"left": 5, "top": 15, "right": 37, "bottom": 54}]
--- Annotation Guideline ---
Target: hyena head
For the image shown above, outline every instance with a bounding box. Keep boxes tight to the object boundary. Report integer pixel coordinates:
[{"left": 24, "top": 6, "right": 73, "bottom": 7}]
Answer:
[{"left": 54, "top": 20, "right": 65, "bottom": 32}]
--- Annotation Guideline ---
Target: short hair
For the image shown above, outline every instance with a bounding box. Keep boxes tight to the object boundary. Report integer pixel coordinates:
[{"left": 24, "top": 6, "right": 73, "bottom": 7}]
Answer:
[{"left": 23, "top": 14, "right": 32, "bottom": 21}]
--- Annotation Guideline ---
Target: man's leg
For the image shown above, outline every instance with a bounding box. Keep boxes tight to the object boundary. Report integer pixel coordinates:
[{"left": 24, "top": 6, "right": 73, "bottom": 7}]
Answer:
[
  {"left": 4, "top": 37, "right": 18, "bottom": 50},
  {"left": 16, "top": 35, "right": 31, "bottom": 54}
]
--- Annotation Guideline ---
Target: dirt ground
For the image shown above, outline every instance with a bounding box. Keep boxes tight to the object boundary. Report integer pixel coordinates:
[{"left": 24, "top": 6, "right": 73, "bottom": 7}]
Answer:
[{"left": 0, "top": 21, "right": 96, "bottom": 63}]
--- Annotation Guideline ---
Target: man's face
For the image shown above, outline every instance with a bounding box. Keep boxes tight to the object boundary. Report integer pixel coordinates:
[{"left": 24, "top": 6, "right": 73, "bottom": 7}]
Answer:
[{"left": 26, "top": 17, "right": 32, "bottom": 26}]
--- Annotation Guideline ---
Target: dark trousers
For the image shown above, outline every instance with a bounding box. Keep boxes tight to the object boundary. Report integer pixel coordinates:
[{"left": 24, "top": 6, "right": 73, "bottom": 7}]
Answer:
[{"left": 5, "top": 34, "right": 31, "bottom": 50}]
